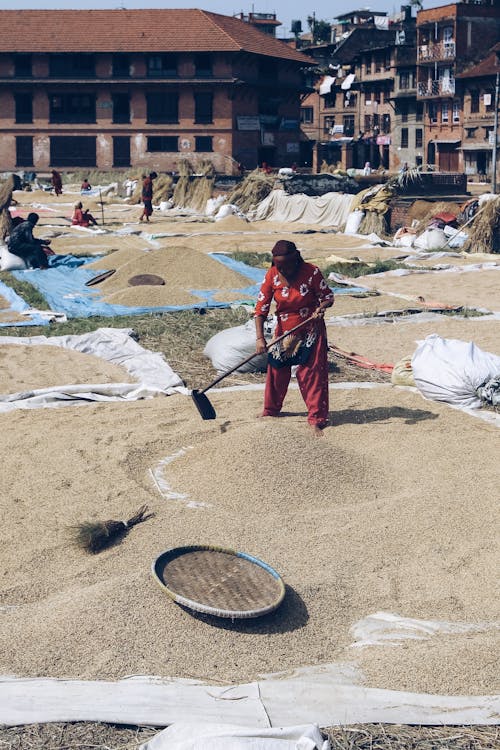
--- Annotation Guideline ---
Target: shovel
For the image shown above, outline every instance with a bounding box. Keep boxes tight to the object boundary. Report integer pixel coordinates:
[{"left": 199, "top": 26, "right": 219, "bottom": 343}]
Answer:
[{"left": 192, "top": 314, "right": 317, "bottom": 420}]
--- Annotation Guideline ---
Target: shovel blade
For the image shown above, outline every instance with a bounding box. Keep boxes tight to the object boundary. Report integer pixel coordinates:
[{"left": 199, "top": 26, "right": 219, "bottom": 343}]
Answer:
[{"left": 191, "top": 389, "right": 216, "bottom": 420}]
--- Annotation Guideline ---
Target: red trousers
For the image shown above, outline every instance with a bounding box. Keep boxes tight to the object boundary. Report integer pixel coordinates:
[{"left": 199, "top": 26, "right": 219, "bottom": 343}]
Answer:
[{"left": 262, "top": 324, "right": 330, "bottom": 426}]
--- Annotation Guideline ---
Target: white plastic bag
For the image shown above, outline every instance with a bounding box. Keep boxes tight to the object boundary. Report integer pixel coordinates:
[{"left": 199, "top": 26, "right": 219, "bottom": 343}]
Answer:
[
  {"left": 412, "top": 334, "right": 500, "bottom": 408},
  {"left": 0, "top": 242, "right": 27, "bottom": 271},
  {"left": 204, "top": 319, "right": 274, "bottom": 374},
  {"left": 214, "top": 204, "right": 234, "bottom": 221},
  {"left": 344, "top": 210, "right": 364, "bottom": 235},
  {"left": 413, "top": 228, "right": 447, "bottom": 251}
]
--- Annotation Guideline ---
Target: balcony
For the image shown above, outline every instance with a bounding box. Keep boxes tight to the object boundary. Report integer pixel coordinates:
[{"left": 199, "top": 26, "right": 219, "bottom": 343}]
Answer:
[
  {"left": 418, "top": 78, "right": 455, "bottom": 98},
  {"left": 418, "top": 42, "right": 455, "bottom": 63}
]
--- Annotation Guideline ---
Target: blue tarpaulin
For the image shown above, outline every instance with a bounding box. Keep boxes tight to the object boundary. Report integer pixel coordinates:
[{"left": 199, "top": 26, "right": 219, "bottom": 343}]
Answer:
[{"left": 0, "top": 279, "right": 49, "bottom": 327}]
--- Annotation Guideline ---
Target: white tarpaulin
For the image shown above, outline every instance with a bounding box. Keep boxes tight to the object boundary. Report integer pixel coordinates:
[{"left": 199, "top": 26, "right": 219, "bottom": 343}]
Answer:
[
  {"left": 249, "top": 190, "right": 355, "bottom": 227},
  {"left": 319, "top": 76, "right": 336, "bottom": 96},
  {"left": 0, "top": 327, "right": 186, "bottom": 412},
  {"left": 412, "top": 334, "right": 500, "bottom": 408},
  {"left": 140, "top": 723, "right": 329, "bottom": 750}
]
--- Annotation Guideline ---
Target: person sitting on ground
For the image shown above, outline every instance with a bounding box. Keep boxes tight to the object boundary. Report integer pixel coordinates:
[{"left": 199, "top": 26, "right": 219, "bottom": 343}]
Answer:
[
  {"left": 81, "top": 178, "right": 92, "bottom": 192},
  {"left": 7, "top": 212, "right": 51, "bottom": 269},
  {"left": 139, "top": 171, "right": 157, "bottom": 222},
  {"left": 51, "top": 169, "right": 63, "bottom": 196},
  {"left": 254, "top": 240, "right": 334, "bottom": 436},
  {"left": 72, "top": 201, "right": 98, "bottom": 227}
]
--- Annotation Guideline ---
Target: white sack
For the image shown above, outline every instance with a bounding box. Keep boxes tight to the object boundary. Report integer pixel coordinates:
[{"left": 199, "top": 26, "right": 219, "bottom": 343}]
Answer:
[
  {"left": 414, "top": 228, "right": 447, "bottom": 251},
  {"left": 411, "top": 334, "right": 500, "bottom": 408},
  {"left": 204, "top": 319, "right": 271, "bottom": 374},
  {"left": 344, "top": 210, "right": 364, "bottom": 235},
  {"left": 140, "top": 722, "right": 329, "bottom": 750},
  {"left": 393, "top": 231, "right": 415, "bottom": 249},
  {"left": 206, "top": 195, "right": 225, "bottom": 216},
  {"left": 0, "top": 242, "right": 27, "bottom": 271},
  {"left": 215, "top": 204, "right": 235, "bottom": 220},
  {"left": 159, "top": 200, "right": 173, "bottom": 212}
]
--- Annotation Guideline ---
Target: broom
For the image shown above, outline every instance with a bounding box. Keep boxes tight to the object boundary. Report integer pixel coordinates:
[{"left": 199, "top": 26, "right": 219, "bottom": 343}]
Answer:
[{"left": 71, "top": 504, "right": 154, "bottom": 553}]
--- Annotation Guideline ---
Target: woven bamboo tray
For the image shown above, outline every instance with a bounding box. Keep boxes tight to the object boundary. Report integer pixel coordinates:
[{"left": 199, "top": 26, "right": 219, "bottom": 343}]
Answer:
[{"left": 152, "top": 545, "right": 285, "bottom": 619}]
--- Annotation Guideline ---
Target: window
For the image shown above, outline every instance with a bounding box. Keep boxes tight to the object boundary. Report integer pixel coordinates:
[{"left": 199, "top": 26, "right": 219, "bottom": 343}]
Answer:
[
  {"left": 195, "top": 136, "right": 213, "bottom": 152},
  {"left": 364, "top": 114, "right": 371, "bottom": 131},
  {"left": 372, "top": 113, "right": 380, "bottom": 128},
  {"left": 400, "top": 71, "right": 410, "bottom": 90},
  {"left": 300, "top": 107, "right": 313, "bottom": 124},
  {"left": 484, "top": 91, "right": 494, "bottom": 112},
  {"left": 49, "top": 54, "right": 95, "bottom": 77},
  {"left": 147, "top": 54, "right": 177, "bottom": 77},
  {"left": 466, "top": 127, "right": 477, "bottom": 138},
  {"left": 146, "top": 93, "right": 178, "bottom": 123},
  {"left": 323, "top": 93, "right": 335, "bottom": 109},
  {"left": 324, "top": 115, "right": 335, "bottom": 133},
  {"left": 15, "top": 93, "right": 32, "bottom": 123},
  {"left": 113, "top": 136, "right": 130, "bottom": 167},
  {"left": 50, "top": 136, "right": 96, "bottom": 166},
  {"left": 415, "top": 128, "right": 423, "bottom": 148},
  {"left": 16, "top": 136, "right": 33, "bottom": 167},
  {"left": 14, "top": 54, "right": 32, "bottom": 77},
  {"left": 343, "top": 115, "right": 354, "bottom": 137},
  {"left": 400, "top": 101, "right": 408, "bottom": 123},
  {"left": 113, "top": 54, "right": 130, "bottom": 77},
  {"left": 194, "top": 54, "right": 212, "bottom": 77},
  {"left": 470, "top": 91, "right": 479, "bottom": 113},
  {"left": 194, "top": 92, "right": 213, "bottom": 124},
  {"left": 429, "top": 103, "right": 438, "bottom": 123},
  {"left": 49, "top": 93, "right": 96, "bottom": 123},
  {"left": 441, "top": 101, "right": 449, "bottom": 122},
  {"left": 452, "top": 101, "right": 460, "bottom": 123},
  {"left": 147, "top": 136, "right": 178, "bottom": 151},
  {"left": 382, "top": 113, "right": 391, "bottom": 134},
  {"left": 416, "top": 102, "right": 423, "bottom": 121},
  {"left": 400, "top": 128, "right": 408, "bottom": 148},
  {"left": 112, "top": 94, "right": 130, "bottom": 124}
]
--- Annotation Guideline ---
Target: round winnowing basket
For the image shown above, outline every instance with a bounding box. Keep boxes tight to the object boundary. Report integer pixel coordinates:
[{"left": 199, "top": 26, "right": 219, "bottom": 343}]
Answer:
[{"left": 152, "top": 545, "right": 285, "bottom": 619}]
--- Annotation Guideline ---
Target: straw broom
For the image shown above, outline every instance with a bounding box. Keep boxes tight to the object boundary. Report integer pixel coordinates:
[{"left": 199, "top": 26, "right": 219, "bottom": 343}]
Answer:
[{"left": 71, "top": 504, "right": 154, "bottom": 553}]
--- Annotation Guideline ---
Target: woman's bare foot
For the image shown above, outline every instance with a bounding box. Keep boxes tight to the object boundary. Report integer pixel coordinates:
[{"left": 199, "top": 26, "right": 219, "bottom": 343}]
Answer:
[{"left": 309, "top": 423, "right": 327, "bottom": 437}]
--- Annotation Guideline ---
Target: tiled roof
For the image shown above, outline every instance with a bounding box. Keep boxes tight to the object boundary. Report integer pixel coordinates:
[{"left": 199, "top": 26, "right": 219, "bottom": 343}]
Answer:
[
  {"left": 0, "top": 8, "right": 310, "bottom": 62},
  {"left": 458, "top": 43, "right": 500, "bottom": 79}
]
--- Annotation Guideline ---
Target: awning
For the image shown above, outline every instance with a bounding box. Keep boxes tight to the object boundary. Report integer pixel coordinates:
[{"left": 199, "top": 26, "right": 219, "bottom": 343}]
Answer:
[
  {"left": 341, "top": 73, "right": 356, "bottom": 90},
  {"left": 432, "top": 139, "right": 461, "bottom": 145},
  {"left": 461, "top": 143, "right": 493, "bottom": 151},
  {"left": 319, "top": 76, "right": 336, "bottom": 96}
]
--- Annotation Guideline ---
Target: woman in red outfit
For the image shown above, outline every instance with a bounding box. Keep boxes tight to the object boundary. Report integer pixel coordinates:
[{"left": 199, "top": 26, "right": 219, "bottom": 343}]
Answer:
[
  {"left": 254, "top": 240, "right": 334, "bottom": 435},
  {"left": 72, "top": 201, "right": 97, "bottom": 227},
  {"left": 51, "top": 169, "right": 63, "bottom": 196}
]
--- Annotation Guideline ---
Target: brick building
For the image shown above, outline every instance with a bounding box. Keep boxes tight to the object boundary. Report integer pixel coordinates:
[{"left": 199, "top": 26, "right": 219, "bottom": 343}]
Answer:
[
  {"left": 0, "top": 9, "right": 310, "bottom": 173},
  {"left": 457, "top": 43, "right": 500, "bottom": 181},
  {"left": 416, "top": 1, "right": 500, "bottom": 172}
]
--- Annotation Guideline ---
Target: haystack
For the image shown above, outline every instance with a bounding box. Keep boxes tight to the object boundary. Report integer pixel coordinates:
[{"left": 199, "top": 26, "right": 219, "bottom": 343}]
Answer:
[
  {"left": 462, "top": 195, "right": 500, "bottom": 254},
  {"left": 0, "top": 175, "right": 14, "bottom": 240},
  {"left": 408, "top": 199, "right": 462, "bottom": 228},
  {"left": 225, "top": 169, "right": 275, "bottom": 213},
  {"left": 129, "top": 173, "right": 174, "bottom": 205}
]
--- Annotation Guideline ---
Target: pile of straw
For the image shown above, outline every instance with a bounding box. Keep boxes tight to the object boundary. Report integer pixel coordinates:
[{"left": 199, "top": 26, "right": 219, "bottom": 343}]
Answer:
[
  {"left": 129, "top": 173, "right": 174, "bottom": 206},
  {"left": 171, "top": 160, "right": 215, "bottom": 211},
  {"left": 463, "top": 196, "right": 500, "bottom": 254},
  {"left": 226, "top": 169, "right": 275, "bottom": 213},
  {"left": 0, "top": 175, "right": 14, "bottom": 240},
  {"left": 408, "top": 199, "right": 461, "bottom": 227}
]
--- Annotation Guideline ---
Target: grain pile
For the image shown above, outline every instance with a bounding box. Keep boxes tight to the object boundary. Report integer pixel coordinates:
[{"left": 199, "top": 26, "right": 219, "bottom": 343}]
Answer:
[
  {"left": 407, "top": 200, "right": 462, "bottom": 227},
  {"left": 0, "top": 343, "right": 135, "bottom": 394},
  {"left": 0, "top": 386, "right": 498, "bottom": 697},
  {"left": 87, "top": 244, "right": 254, "bottom": 306}
]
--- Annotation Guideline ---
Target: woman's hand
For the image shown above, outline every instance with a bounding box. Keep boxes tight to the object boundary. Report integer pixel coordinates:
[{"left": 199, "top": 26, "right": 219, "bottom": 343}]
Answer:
[{"left": 255, "top": 337, "right": 267, "bottom": 354}]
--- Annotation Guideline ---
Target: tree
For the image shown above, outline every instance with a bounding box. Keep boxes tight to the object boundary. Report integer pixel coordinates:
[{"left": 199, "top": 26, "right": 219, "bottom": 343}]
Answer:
[{"left": 307, "top": 15, "right": 332, "bottom": 44}]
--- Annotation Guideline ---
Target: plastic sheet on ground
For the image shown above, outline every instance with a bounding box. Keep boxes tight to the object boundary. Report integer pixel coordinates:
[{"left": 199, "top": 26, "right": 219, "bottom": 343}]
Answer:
[
  {"left": 412, "top": 334, "right": 500, "bottom": 408},
  {"left": 249, "top": 190, "right": 354, "bottom": 227},
  {"left": 11, "top": 254, "right": 262, "bottom": 318},
  {"left": 0, "top": 327, "right": 185, "bottom": 412},
  {"left": 140, "top": 723, "right": 329, "bottom": 750},
  {"left": 0, "top": 278, "right": 49, "bottom": 327}
]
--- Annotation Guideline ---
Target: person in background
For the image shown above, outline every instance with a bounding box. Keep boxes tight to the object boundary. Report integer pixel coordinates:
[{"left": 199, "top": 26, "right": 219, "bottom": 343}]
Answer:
[
  {"left": 261, "top": 162, "right": 273, "bottom": 174},
  {"left": 7, "top": 212, "right": 51, "bottom": 269},
  {"left": 72, "top": 201, "right": 98, "bottom": 227},
  {"left": 51, "top": 169, "right": 63, "bottom": 196},
  {"left": 363, "top": 161, "right": 371, "bottom": 175},
  {"left": 254, "top": 240, "right": 334, "bottom": 435},
  {"left": 139, "top": 171, "right": 157, "bottom": 222},
  {"left": 81, "top": 178, "right": 91, "bottom": 192}
]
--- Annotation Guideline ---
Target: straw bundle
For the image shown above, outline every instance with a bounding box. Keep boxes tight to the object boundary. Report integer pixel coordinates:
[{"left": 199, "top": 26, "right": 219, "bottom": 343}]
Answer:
[
  {"left": 225, "top": 168, "right": 275, "bottom": 213},
  {"left": 463, "top": 196, "right": 500, "bottom": 254},
  {"left": 358, "top": 210, "right": 389, "bottom": 237},
  {"left": 172, "top": 160, "right": 192, "bottom": 208},
  {"left": 0, "top": 175, "right": 14, "bottom": 240},
  {"left": 187, "top": 161, "right": 215, "bottom": 212}
]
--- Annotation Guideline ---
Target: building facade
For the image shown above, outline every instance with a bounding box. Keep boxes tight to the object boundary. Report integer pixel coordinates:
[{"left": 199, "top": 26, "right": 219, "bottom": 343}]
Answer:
[
  {"left": 416, "top": 1, "right": 500, "bottom": 172},
  {"left": 0, "top": 9, "right": 310, "bottom": 173}
]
